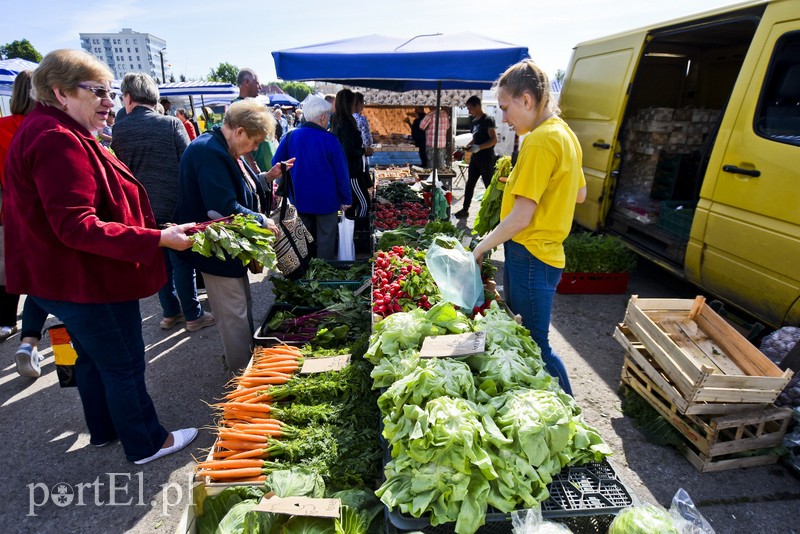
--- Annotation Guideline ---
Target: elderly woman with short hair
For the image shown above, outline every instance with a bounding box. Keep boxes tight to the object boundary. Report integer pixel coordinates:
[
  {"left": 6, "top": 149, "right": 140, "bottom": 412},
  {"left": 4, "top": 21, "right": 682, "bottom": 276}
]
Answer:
[
  {"left": 3, "top": 49, "right": 198, "bottom": 464},
  {"left": 174, "top": 99, "right": 293, "bottom": 372},
  {"left": 272, "top": 95, "right": 352, "bottom": 260}
]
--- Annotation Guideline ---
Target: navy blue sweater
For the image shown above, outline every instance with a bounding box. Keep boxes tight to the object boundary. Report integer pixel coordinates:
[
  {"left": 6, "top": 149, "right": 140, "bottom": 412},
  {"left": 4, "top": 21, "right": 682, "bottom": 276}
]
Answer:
[{"left": 174, "top": 127, "right": 263, "bottom": 277}]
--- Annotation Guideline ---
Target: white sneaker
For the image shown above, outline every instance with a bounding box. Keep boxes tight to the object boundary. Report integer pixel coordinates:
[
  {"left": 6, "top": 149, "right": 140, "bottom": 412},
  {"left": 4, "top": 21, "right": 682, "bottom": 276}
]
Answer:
[
  {"left": 15, "top": 343, "right": 42, "bottom": 378},
  {"left": 133, "top": 428, "right": 198, "bottom": 465}
]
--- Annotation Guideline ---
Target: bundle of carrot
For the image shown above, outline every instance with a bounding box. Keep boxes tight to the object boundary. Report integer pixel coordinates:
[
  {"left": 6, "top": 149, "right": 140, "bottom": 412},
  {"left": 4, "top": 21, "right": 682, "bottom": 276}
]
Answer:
[{"left": 196, "top": 344, "right": 304, "bottom": 483}]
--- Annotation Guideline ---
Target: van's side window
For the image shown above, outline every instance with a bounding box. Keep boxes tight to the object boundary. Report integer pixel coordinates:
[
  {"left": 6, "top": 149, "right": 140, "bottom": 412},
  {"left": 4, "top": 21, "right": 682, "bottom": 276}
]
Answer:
[{"left": 755, "top": 31, "right": 800, "bottom": 147}]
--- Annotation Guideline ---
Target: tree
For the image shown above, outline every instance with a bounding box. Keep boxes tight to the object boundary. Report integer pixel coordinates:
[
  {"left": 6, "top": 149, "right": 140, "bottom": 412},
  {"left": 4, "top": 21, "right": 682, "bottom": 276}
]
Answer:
[
  {"left": 208, "top": 62, "right": 238, "bottom": 84},
  {"left": 179, "top": 74, "right": 187, "bottom": 82},
  {"left": 169, "top": 73, "right": 176, "bottom": 83},
  {"left": 273, "top": 81, "right": 313, "bottom": 102},
  {"left": 0, "top": 39, "right": 42, "bottom": 62}
]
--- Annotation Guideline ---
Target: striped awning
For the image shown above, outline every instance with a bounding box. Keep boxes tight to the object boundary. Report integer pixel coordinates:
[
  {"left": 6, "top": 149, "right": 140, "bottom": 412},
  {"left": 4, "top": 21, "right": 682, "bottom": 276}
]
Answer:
[
  {"left": 158, "top": 81, "right": 239, "bottom": 98},
  {"left": 0, "top": 58, "right": 39, "bottom": 96}
]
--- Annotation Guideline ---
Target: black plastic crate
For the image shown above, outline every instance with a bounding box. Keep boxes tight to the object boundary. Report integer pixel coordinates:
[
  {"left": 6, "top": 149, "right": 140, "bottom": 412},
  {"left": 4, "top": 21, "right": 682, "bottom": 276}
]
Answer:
[
  {"left": 540, "top": 461, "right": 633, "bottom": 516},
  {"left": 253, "top": 303, "right": 322, "bottom": 347},
  {"left": 385, "top": 460, "right": 633, "bottom": 534}
]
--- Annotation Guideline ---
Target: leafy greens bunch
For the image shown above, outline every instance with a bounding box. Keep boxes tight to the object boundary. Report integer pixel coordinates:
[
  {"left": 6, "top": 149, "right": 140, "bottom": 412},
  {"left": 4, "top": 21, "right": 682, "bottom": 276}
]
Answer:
[
  {"left": 473, "top": 156, "right": 512, "bottom": 237},
  {"left": 188, "top": 214, "right": 277, "bottom": 270}
]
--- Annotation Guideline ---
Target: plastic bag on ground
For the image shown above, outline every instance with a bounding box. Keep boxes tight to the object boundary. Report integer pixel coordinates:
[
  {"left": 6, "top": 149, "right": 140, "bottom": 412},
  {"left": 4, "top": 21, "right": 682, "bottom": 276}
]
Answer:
[
  {"left": 424, "top": 235, "right": 484, "bottom": 311},
  {"left": 338, "top": 213, "right": 355, "bottom": 261},
  {"left": 511, "top": 507, "right": 572, "bottom": 533},
  {"left": 669, "top": 488, "right": 715, "bottom": 534},
  {"left": 609, "top": 488, "right": 714, "bottom": 534}
]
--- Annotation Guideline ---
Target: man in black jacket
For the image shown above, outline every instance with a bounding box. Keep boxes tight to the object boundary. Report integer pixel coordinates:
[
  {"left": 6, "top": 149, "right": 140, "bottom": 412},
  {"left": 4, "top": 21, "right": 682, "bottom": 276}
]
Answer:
[
  {"left": 455, "top": 96, "right": 497, "bottom": 217},
  {"left": 113, "top": 73, "right": 214, "bottom": 332}
]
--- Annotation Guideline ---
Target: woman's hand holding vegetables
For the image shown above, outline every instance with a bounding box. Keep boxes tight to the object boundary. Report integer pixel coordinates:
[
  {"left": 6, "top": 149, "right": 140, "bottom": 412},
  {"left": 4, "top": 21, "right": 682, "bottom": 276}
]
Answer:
[{"left": 159, "top": 222, "right": 195, "bottom": 251}]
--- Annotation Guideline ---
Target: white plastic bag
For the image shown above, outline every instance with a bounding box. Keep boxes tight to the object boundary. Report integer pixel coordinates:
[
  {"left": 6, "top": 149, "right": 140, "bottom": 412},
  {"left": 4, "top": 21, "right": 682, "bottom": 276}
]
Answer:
[
  {"left": 512, "top": 507, "right": 572, "bottom": 533},
  {"left": 337, "top": 213, "right": 355, "bottom": 261},
  {"left": 424, "top": 235, "right": 484, "bottom": 311},
  {"left": 669, "top": 488, "right": 715, "bottom": 534}
]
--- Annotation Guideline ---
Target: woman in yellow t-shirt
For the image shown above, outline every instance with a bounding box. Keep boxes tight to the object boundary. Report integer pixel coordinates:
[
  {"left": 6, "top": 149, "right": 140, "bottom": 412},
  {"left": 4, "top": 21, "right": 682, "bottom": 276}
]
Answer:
[{"left": 473, "top": 60, "right": 587, "bottom": 396}]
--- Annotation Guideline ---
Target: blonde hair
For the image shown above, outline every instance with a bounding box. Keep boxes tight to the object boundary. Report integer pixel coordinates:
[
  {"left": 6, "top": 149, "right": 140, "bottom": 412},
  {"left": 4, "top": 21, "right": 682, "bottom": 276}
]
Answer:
[
  {"left": 496, "top": 59, "right": 559, "bottom": 117},
  {"left": 223, "top": 99, "right": 275, "bottom": 141},
  {"left": 31, "top": 49, "right": 113, "bottom": 108}
]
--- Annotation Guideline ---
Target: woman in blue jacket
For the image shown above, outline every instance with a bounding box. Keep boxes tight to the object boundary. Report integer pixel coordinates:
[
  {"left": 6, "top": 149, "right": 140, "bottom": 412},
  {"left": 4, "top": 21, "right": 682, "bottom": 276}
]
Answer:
[{"left": 273, "top": 95, "right": 352, "bottom": 260}]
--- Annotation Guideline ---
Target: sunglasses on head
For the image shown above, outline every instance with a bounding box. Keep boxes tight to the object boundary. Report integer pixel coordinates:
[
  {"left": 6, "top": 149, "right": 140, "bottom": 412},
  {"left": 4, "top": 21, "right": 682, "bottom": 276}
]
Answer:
[{"left": 77, "top": 83, "right": 117, "bottom": 101}]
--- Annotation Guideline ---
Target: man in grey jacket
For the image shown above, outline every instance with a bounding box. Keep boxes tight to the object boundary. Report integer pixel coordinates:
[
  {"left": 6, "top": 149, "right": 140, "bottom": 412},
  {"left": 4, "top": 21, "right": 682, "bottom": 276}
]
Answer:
[{"left": 113, "top": 73, "right": 214, "bottom": 332}]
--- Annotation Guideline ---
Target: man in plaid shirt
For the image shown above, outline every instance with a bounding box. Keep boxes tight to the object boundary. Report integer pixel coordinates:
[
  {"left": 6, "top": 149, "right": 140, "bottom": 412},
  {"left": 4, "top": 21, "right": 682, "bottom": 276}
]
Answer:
[{"left": 420, "top": 108, "right": 450, "bottom": 169}]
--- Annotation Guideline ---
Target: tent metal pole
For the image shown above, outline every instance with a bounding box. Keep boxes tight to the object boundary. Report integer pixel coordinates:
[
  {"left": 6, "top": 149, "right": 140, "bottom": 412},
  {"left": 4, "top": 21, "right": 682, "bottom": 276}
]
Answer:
[{"left": 433, "top": 81, "right": 441, "bottom": 182}]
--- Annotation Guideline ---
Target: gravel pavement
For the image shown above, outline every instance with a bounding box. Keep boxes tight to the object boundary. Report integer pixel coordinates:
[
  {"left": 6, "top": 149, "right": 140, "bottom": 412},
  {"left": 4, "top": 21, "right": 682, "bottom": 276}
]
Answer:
[{"left": 0, "top": 177, "right": 798, "bottom": 533}]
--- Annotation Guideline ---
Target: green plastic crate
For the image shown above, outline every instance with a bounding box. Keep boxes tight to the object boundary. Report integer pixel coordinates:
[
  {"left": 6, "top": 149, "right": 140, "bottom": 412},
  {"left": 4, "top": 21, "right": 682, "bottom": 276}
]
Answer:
[{"left": 658, "top": 201, "right": 695, "bottom": 238}]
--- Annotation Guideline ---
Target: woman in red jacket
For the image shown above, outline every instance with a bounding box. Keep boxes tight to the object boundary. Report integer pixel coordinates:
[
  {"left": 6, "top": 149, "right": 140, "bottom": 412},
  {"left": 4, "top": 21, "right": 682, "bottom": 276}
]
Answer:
[
  {"left": 4, "top": 49, "right": 197, "bottom": 464},
  {"left": 0, "top": 70, "right": 35, "bottom": 345}
]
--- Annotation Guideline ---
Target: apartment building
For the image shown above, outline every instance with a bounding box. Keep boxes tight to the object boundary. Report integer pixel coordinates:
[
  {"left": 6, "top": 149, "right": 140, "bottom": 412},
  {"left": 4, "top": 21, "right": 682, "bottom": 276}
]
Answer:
[{"left": 79, "top": 28, "right": 170, "bottom": 82}]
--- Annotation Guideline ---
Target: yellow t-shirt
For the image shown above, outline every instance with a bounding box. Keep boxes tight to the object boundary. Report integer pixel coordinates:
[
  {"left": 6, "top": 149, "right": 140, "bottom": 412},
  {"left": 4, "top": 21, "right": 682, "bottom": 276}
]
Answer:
[{"left": 500, "top": 116, "right": 586, "bottom": 268}]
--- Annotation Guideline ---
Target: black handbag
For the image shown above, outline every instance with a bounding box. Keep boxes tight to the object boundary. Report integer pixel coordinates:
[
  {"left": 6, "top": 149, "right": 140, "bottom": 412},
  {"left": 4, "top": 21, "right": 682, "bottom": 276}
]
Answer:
[{"left": 270, "top": 162, "right": 313, "bottom": 280}]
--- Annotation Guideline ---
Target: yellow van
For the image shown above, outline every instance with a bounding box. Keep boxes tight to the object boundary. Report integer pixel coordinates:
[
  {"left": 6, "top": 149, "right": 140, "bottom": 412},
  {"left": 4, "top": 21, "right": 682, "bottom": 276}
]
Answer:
[{"left": 560, "top": 0, "right": 800, "bottom": 328}]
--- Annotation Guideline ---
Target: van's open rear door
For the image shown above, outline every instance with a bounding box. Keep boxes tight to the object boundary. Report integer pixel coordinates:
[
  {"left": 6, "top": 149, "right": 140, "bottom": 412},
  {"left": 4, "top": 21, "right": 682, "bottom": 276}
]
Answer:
[{"left": 561, "top": 33, "right": 647, "bottom": 230}]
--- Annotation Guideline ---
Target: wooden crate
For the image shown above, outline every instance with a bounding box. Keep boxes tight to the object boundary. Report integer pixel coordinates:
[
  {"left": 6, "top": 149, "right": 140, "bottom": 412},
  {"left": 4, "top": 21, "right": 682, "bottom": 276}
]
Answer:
[
  {"left": 621, "top": 354, "right": 792, "bottom": 472},
  {"left": 623, "top": 295, "right": 792, "bottom": 405},
  {"left": 613, "top": 325, "right": 769, "bottom": 415}
]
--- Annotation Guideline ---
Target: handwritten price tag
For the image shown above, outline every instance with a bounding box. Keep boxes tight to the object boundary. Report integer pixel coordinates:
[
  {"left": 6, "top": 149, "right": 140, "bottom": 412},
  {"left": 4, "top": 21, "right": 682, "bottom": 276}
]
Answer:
[
  {"left": 300, "top": 355, "right": 351, "bottom": 374},
  {"left": 419, "top": 332, "right": 486, "bottom": 358}
]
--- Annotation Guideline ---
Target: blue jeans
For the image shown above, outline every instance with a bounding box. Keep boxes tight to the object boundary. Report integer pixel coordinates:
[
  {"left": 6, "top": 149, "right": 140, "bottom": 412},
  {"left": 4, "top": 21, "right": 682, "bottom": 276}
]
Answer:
[
  {"left": 503, "top": 241, "right": 573, "bottom": 396},
  {"left": 21, "top": 296, "right": 49, "bottom": 339},
  {"left": 158, "top": 249, "right": 202, "bottom": 321},
  {"left": 31, "top": 297, "right": 168, "bottom": 462}
]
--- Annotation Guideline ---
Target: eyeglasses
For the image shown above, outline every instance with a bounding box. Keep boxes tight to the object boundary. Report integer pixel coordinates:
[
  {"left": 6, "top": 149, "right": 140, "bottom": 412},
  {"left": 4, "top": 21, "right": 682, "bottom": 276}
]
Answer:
[{"left": 77, "top": 83, "right": 117, "bottom": 101}]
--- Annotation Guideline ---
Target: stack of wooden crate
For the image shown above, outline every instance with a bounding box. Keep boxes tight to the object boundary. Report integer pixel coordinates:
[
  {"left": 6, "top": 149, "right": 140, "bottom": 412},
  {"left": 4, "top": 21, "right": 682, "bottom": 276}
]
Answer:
[
  {"left": 618, "top": 107, "right": 720, "bottom": 202},
  {"left": 617, "top": 295, "right": 794, "bottom": 472}
]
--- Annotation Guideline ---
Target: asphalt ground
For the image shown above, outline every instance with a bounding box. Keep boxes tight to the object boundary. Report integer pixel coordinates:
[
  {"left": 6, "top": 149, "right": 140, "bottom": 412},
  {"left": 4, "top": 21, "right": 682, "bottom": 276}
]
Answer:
[{"left": 0, "top": 176, "right": 798, "bottom": 533}]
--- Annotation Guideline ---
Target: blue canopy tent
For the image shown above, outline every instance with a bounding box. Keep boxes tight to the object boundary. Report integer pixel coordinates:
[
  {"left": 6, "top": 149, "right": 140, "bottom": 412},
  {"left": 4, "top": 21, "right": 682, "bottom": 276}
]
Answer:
[
  {"left": 268, "top": 93, "right": 300, "bottom": 107},
  {"left": 272, "top": 33, "right": 529, "bottom": 184},
  {"left": 272, "top": 33, "right": 529, "bottom": 91}
]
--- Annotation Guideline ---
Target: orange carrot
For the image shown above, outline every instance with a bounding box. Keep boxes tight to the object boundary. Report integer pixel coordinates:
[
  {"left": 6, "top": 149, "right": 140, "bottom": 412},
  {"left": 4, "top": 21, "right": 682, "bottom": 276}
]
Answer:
[
  {"left": 224, "top": 385, "right": 270, "bottom": 399},
  {"left": 202, "top": 467, "right": 264, "bottom": 479},
  {"left": 196, "top": 459, "right": 265, "bottom": 470},
  {"left": 218, "top": 431, "right": 270, "bottom": 442},
  {"left": 237, "top": 377, "right": 289, "bottom": 387},
  {"left": 227, "top": 449, "right": 269, "bottom": 460},
  {"left": 220, "top": 402, "right": 271, "bottom": 412},
  {"left": 231, "top": 417, "right": 282, "bottom": 426},
  {"left": 231, "top": 423, "right": 282, "bottom": 432},
  {"left": 242, "top": 370, "right": 293, "bottom": 378},
  {"left": 215, "top": 440, "right": 267, "bottom": 450}
]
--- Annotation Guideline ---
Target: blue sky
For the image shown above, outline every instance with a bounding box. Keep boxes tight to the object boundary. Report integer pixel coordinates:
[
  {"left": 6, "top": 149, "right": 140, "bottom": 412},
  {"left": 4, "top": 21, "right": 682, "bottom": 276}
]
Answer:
[{"left": 1, "top": 0, "right": 741, "bottom": 83}]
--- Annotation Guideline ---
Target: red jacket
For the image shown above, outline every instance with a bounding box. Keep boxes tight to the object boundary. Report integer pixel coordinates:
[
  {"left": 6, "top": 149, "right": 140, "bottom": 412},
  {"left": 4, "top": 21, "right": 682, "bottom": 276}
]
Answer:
[{"left": 3, "top": 104, "right": 165, "bottom": 303}]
